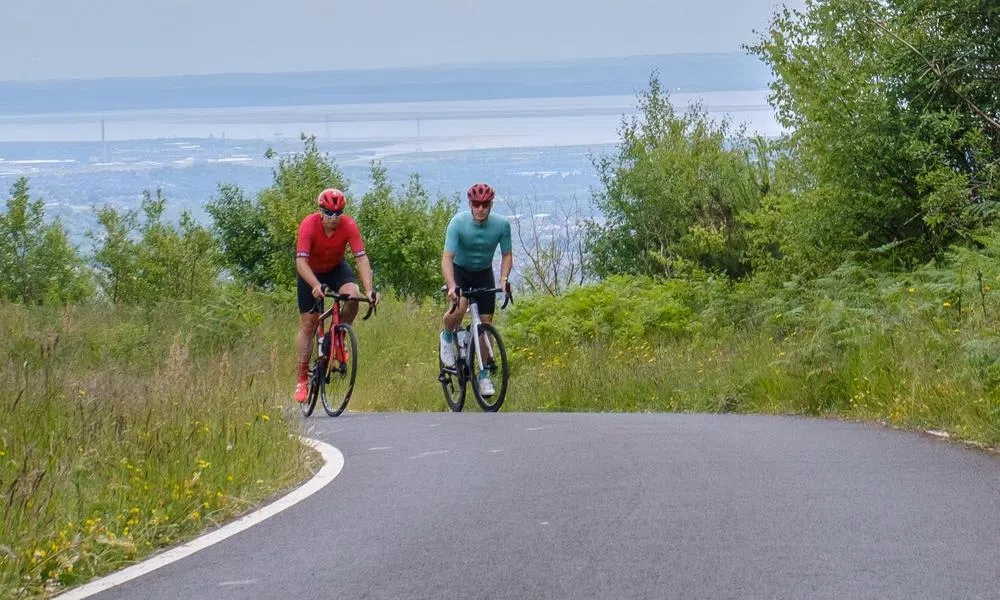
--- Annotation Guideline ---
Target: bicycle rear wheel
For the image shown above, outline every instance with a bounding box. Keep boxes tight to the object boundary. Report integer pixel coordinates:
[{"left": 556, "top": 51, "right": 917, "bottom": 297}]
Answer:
[
  {"left": 439, "top": 342, "right": 466, "bottom": 412},
  {"left": 302, "top": 357, "right": 325, "bottom": 417},
  {"left": 470, "top": 323, "right": 509, "bottom": 412},
  {"left": 321, "top": 323, "right": 357, "bottom": 417}
]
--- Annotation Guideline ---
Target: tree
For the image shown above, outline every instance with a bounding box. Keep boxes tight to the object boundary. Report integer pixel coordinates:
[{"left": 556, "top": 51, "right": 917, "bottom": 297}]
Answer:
[
  {"left": 89, "top": 205, "right": 140, "bottom": 304},
  {"left": 0, "top": 177, "right": 92, "bottom": 305},
  {"left": 90, "top": 189, "right": 220, "bottom": 305},
  {"left": 585, "top": 75, "right": 771, "bottom": 280},
  {"left": 504, "top": 193, "right": 589, "bottom": 296},
  {"left": 204, "top": 183, "right": 271, "bottom": 288},
  {"left": 745, "top": 0, "right": 1000, "bottom": 270},
  {"left": 354, "top": 163, "right": 458, "bottom": 301},
  {"left": 134, "top": 190, "right": 220, "bottom": 302},
  {"left": 258, "top": 134, "right": 349, "bottom": 288},
  {"left": 208, "top": 134, "right": 349, "bottom": 289}
]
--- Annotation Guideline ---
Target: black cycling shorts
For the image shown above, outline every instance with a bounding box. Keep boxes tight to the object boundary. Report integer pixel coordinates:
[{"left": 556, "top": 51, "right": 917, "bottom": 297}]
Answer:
[
  {"left": 297, "top": 261, "right": 358, "bottom": 313},
  {"left": 454, "top": 263, "right": 496, "bottom": 315}
]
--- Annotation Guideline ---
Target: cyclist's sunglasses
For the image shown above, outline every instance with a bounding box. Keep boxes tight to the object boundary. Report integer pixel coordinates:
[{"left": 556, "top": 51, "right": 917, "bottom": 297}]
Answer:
[
  {"left": 321, "top": 208, "right": 343, "bottom": 217},
  {"left": 470, "top": 200, "right": 492, "bottom": 209}
]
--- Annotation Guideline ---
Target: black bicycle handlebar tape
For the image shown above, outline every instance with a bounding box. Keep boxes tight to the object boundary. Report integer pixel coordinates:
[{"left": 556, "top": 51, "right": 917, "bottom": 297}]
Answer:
[
  {"left": 442, "top": 285, "right": 514, "bottom": 312},
  {"left": 500, "top": 281, "right": 514, "bottom": 309},
  {"left": 363, "top": 297, "right": 376, "bottom": 320},
  {"left": 316, "top": 285, "right": 378, "bottom": 319}
]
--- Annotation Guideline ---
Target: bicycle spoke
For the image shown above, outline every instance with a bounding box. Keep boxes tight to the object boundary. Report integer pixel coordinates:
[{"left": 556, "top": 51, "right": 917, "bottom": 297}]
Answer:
[
  {"left": 322, "top": 324, "right": 357, "bottom": 417},
  {"left": 471, "top": 323, "right": 508, "bottom": 412}
]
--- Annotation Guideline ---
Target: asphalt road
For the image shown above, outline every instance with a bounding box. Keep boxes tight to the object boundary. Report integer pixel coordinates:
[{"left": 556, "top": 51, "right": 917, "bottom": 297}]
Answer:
[{"left": 72, "top": 412, "right": 1000, "bottom": 599}]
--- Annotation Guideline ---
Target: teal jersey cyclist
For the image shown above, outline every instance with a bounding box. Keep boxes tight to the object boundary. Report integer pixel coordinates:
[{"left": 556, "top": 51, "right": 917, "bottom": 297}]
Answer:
[{"left": 440, "top": 182, "right": 513, "bottom": 397}]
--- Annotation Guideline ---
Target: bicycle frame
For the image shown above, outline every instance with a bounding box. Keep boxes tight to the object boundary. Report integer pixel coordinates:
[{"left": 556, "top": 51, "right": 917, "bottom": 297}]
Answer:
[
  {"left": 315, "top": 299, "right": 340, "bottom": 360},
  {"left": 301, "top": 285, "right": 377, "bottom": 418},
  {"left": 314, "top": 286, "right": 376, "bottom": 328},
  {"left": 468, "top": 300, "right": 486, "bottom": 369},
  {"left": 445, "top": 284, "right": 511, "bottom": 369},
  {"left": 313, "top": 288, "right": 375, "bottom": 362}
]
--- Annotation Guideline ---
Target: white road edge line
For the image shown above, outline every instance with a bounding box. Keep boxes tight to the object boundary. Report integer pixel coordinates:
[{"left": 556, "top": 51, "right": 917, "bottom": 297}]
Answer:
[{"left": 56, "top": 436, "right": 344, "bottom": 599}]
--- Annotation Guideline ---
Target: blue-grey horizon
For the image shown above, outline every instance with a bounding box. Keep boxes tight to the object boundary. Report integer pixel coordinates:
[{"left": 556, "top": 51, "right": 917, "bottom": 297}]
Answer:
[{"left": 1, "top": 0, "right": 803, "bottom": 82}]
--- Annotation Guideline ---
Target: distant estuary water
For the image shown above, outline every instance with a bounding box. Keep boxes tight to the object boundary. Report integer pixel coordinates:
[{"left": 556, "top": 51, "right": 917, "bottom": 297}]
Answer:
[
  {"left": 0, "top": 89, "right": 782, "bottom": 254},
  {"left": 0, "top": 90, "right": 780, "bottom": 149}
]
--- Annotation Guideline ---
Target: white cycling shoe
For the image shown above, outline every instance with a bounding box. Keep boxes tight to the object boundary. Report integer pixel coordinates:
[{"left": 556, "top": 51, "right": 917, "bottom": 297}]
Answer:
[
  {"left": 439, "top": 332, "right": 456, "bottom": 368},
  {"left": 478, "top": 376, "right": 495, "bottom": 397}
]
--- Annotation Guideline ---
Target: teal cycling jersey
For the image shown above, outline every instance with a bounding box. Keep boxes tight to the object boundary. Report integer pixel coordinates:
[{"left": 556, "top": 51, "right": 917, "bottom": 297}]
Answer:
[{"left": 444, "top": 211, "right": 512, "bottom": 271}]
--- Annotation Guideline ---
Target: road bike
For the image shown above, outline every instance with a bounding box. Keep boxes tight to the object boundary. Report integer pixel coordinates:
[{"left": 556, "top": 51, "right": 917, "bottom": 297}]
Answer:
[
  {"left": 438, "top": 284, "right": 512, "bottom": 412},
  {"left": 302, "top": 286, "right": 377, "bottom": 418}
]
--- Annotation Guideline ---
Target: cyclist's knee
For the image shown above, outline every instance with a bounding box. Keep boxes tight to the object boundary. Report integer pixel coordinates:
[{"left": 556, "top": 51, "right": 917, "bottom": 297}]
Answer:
[{"left": 299, "top": 313, "right": 319, "bottom": 332}]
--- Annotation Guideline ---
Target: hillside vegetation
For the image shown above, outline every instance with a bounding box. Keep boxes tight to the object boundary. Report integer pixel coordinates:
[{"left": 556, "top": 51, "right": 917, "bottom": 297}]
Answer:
[{"left": 3, "top": 1, "right": 1000, "bottom": 596}]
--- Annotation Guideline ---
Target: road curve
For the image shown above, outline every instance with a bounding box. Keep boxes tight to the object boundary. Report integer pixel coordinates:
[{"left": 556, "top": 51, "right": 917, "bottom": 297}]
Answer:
[{"left": 65, "top": 412, "right": 1000, "bottom": 600}]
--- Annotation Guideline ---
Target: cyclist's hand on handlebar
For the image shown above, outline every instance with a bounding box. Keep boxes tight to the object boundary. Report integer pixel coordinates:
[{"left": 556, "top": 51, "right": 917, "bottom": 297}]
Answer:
[
  {"left": 311, "top": 284, "right": 325, "bottom": 299},
  {"left": 368, "top": 289, "right": 379, "bottom": 307},
  {"left": 447, "top": 286, "right": 459, "bottom": 304}
]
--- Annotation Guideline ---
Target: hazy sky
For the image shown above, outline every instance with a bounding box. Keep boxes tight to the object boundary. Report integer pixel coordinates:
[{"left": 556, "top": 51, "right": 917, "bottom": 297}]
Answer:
[{"left": 1, "top": 0, "right": 804, "bottom": 81}]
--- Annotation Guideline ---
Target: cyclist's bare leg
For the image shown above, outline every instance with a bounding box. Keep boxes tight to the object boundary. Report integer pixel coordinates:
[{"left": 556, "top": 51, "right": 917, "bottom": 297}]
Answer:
[
  {"left": 442, "top": 297, "right": 469, "bottom": 332},
  {"left": 479, "top": 313, "right": 495, "bottom": 361},
  {"left": 339, "top": 281, "right": 361, "bottom": 324},
  {"left": 297, "top": 311, "right": 320, "bottom": 369}
]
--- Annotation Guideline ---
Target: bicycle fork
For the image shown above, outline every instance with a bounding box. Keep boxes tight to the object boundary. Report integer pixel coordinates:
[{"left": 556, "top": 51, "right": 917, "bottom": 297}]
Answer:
[{"left": 333, "top": 329, "right": 348, "bottom": 367}]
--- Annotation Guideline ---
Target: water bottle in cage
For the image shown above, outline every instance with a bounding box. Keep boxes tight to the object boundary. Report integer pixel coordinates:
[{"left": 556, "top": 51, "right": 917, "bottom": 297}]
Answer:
[{"left": 457, "top": 329, "right": 467, "bottom": 359}]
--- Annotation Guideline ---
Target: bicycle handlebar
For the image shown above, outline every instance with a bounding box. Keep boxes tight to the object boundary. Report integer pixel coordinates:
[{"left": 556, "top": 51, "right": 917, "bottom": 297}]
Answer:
[
  {"left": 443, "top": 282, "right": 514, "bottom": 315},
  {"left": 315, "top": 285, "right": 378, "bottom": 320}
]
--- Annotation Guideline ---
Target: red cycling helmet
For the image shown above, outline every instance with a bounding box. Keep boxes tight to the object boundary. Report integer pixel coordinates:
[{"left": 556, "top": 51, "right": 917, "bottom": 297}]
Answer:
[
  {"left": 467, "top": 182, "right": 495, "bottom": 203},
  {"left": 317, "top": 188, "right": 346, "bottom": 212}
]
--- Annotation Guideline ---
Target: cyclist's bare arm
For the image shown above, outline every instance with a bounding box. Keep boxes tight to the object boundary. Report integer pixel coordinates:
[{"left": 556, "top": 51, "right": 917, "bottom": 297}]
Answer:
[
  {"left": 499, "top": 252, "right": 513, "bottom": 290},
  {"left": 441, "top": 251, "right": 458, "bottom": 302},
  {"left": 354, "top": 254, "right": 377, "bottom": 302},
  {"left": 296, "top": 257, "right": 324, "bottom": 298}
]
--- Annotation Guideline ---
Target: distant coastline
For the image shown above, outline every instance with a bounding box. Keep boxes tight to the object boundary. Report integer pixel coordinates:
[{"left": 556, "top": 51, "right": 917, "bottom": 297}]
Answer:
[{"left": 0, "top": 52, "right": 770, "bottom": 116}]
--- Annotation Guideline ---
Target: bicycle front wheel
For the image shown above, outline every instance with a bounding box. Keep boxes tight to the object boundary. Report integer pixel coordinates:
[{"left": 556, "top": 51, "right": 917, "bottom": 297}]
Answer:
[
  {"left": 321, "top": 323, "right": 358, "bottom": 417},
  {"left": 470, "top": 323, "right": 509, "bottom": 412}
]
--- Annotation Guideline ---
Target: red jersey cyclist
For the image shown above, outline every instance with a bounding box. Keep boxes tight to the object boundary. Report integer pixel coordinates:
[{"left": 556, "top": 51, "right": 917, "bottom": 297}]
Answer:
[{"left": 293, "top": 188, "right": 377, "bottom": 403}]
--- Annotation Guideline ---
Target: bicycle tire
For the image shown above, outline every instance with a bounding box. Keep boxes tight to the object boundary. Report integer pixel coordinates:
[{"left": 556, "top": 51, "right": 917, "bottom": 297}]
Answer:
[
  {"left": 470, "top": 323, "right": 509, "bottom": 412},
  {"left": 322, "top": 323, "right": 358, "bottom": 417},
  {"left": 302, "top": 356, "right": 325, "bottom": 417},
  {"left": 440, "top": 334, "right": 466, "bottom": 412}
]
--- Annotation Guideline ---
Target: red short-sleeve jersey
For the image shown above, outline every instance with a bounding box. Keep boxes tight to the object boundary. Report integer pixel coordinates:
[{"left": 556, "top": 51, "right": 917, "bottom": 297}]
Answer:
[{"left": 295, "top": 213, "right": 366, "bottom": 273}]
